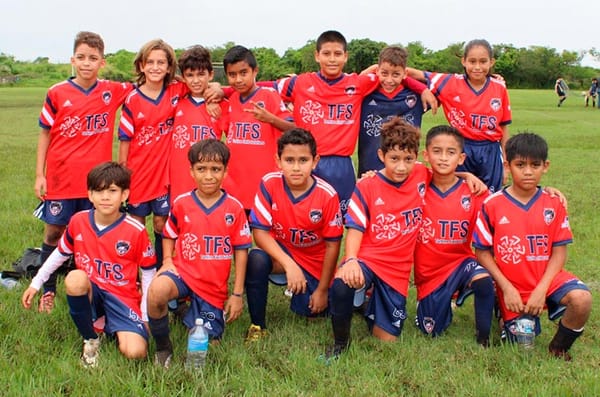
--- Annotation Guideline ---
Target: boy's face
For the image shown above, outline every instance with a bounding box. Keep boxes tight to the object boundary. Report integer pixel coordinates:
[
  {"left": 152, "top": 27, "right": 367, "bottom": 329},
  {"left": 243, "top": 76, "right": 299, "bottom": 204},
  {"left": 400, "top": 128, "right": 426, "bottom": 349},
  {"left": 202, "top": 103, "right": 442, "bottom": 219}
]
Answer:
[
  {"left": 505, "top": 156, "right": 549, "bottom": 192},
  {"left": 226, "top": 61, "right": 257, "bottom": 97},
  {"left": 378, "top": 146, "right": 417, "bottom": 183},
  {"left": 276, "top": 144, "right": 319, "bottom": 192},
  {"left": 88, "top": 184, "right": 128, "bottom": 218},
  {"left": 190, "top": 160, "right": 226, "bottom": 198},
  {"left": 142, "top": 49, "right": 170, "bottom": 85},
  {"left": 314, "top": 42, "right": 347, "bottom": 79},
  {"left": 377, "top": 62, "right": 406, "bottom": 93},
  {"left": 182, "top": 68, "right": 214, "bottom": 98},
  {"left": 423, "top": 134, "right": 465, "bottom": 177},
  {"left": 71, "top": 44, "right": 105, "bottom": 83}
]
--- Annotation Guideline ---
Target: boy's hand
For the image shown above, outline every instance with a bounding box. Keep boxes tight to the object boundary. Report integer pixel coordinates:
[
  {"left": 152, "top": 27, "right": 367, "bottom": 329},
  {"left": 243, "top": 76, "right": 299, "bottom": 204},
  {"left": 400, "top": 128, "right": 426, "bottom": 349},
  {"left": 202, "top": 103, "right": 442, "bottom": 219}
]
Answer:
[
  {"left": 309, "top": 289, "right": 328, "bottom": 314},
  {"left": 22, "top": 287, "right": 39, "bottom": 309},
  {"left": 461, "top": 172, "right": 488, "bottom": 195},
  {"left": 285, "top": 263, "right": 307, "bottom": 295},
  {"left": 524, "top": 286, "right": 546, "bottom": 317},
  {"left": 337, "top": 258, "right": 365, "bottom": 289},
  {"left": 501, "top": 283, "right": 524, "bottom": 314},
  {"left": 421, "top": 89, "right": 438, "bottom": 115},
  {"left": 204, "top": 82, "right": 224, "bottom": 103},
  {"left": 206, "top": 102, "right": 222, "bottom": 119},
  {"left": 245, "top": 101, "right": 273, "bottom": 123},
  {"left": 224, "top": 295, "right": 243, "bottom": 323},
  {"left": 34, "top": 176, "right": 46, "bottom": 201},
  {"left": 543, "top": 186, "right": 568, "bottom": 210}
]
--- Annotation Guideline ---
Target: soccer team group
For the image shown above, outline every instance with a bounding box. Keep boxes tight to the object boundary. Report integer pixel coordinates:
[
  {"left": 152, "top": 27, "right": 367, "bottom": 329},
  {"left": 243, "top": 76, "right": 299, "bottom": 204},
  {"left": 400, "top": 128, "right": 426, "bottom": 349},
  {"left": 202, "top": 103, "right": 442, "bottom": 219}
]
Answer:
[{"left": 19, "top": 29, "right": 592, "bottom": 368}]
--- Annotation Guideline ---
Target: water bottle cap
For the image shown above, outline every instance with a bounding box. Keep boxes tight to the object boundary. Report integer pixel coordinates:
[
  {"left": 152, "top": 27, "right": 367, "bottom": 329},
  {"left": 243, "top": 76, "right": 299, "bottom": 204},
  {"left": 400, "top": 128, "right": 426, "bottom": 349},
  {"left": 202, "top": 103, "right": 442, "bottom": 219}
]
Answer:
[{"left": 195, "top": 318, "right": 203, "bottom": 326}]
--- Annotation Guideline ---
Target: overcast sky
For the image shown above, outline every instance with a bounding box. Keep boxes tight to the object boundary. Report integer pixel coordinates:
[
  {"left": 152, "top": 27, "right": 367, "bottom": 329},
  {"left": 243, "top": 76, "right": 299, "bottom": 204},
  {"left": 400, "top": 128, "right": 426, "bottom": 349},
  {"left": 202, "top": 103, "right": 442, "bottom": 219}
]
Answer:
[{"left": 2, "top": 0, "right": 599, "bottom": 67}]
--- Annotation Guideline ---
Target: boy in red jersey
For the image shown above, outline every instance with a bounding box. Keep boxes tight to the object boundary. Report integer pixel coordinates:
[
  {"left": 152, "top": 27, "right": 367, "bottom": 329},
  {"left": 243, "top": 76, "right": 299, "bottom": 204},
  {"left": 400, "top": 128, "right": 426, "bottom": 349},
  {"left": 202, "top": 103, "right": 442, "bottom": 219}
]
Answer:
[
  {"left": 414, "top": 125, "right": 495, "bottom": 346},
  {"left": 22, "top": 162, "right": 157, "bottom": 368},
  {"left": 170, "top": 45, "right": 228, "bottom": 203},
  {"left": 222, "top": 45, "right": 295, "bottom": 212},
  {"left": 147, "top": 139, "right": 252, "bottom": 369},
  {"left": 244, "top": 128, "right": 343, "bottom": 341},
  {"left": 34, "top": 31, "right": 134, "bottom": 313},
  {"left": 473, "top": 132, "right": 592, "bottom": 361},
  {"left": 274, "top": 31, "right": 436, "bottom": 213}
]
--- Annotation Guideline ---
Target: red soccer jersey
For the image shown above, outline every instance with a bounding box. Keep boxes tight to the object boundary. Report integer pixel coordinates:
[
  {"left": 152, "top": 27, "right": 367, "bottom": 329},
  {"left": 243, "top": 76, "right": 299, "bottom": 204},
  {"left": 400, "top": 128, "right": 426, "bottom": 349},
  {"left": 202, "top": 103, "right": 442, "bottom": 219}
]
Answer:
[
  {"left": 169, "top": 96, "right": 228, "bottom": 202},
  {"left": 39, "top": 78, "right": 133, "bottom": 199},
  {"left": 345, "top": 163, "right": 430, "bottom": 295},
  {"left": 58, "top": 210, "right": 156, "bottom": 316},
  {"left": 163, "top": 191, "right": 252, "bottom": 309},
  {"left": 276, "top": 72, "right": 379, "bottom": 156},
  {"left": 118, "top": 81, "right": 188, "bottom": 204},
  {"left": 223, "top": 86, "right": 291, "bottom": 209},
  {"left": 249, "top": 172, "right": 343, "bottom": 279},
  {"left": 472, "top": 189, "right": 574, "bottom": 309},
  {"left": 414, "top": 180, "right": 488, "bottom": 300},
  {"left": 425, "top": 72, "right": 512, "bottom": 142}
]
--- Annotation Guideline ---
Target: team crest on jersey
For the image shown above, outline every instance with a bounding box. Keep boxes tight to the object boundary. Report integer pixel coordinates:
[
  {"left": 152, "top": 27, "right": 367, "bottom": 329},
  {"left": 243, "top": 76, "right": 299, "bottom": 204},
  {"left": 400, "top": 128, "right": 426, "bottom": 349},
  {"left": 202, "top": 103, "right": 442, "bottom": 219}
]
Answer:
[
  {"left": 498, "top": 235, "right": 525, "bottom": 264},
  {"left": 115, "top": 240, "right": 131, "bottom": 256},
  {"left": 423, "top": 317, "right": 435, "bottom": 334},
  {"left": 225, "top": 213, "right": 235, "bottom": 225},
  {"left": 405, "top": 94, "right": 417, "bottom": 108},
  {"left": 102, "top": 91, "right": 112, "bottom": 105},
  {"left": 255, "top": 101, "right": 266, "bottom": 108},
  {"left": 461, "top": 195, "right": 471, "bottom": 211},
  {"left": 345, "top": 85, "right": 357, "bottom": 96},
  {"left": 417, "top": 182, "right": 426, "bottom": 198},
  {"left": 363, "top": 114, "right": 384, "bottom": 137},
  {"left": 543, "top": 208, "right": 555, "bottom": 225},
  {"left": 490, "top": 98, "right": 502, "bottom": 112},
  {"left": 171, "top": 95, "right": 180, "bottom": 107},
  {"left": 309, "top": 209, "right": 322, "bottom": 223},
  {"left": 48, "top": 201, "right": 63, "bottom": 216},
  {"left": 299, "top": 100, "right": 325, "bottom": 125}
]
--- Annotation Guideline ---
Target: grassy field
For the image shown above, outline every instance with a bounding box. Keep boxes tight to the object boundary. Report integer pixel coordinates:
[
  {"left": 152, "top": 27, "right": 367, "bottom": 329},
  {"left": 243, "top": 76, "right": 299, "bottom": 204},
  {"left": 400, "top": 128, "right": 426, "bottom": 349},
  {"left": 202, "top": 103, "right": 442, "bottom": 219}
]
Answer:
[{"left": 0, "top": 87, "right": 599, "bottom": 396}]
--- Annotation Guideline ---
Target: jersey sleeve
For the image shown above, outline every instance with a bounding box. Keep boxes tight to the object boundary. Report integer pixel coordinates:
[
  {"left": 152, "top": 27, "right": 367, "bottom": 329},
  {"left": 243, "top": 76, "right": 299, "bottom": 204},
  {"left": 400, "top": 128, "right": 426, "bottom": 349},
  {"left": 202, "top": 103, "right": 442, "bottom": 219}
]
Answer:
[
  {"left": 117, "top": 101, "right": 135, "bottom": 141},
  {"left": 136, "top": 228, "right": 157, "bottom": 270},
  {"left": 549, "top": 198, "right": 573, "bottom": 247},
  {"left": 345, "top": 185, "right": 369, "bottom": 232},
  {"left": 403, "top": 76, "right": 427, "bottom": 95},
  {"left": 321, "top": 192, "right": 344, "bottom": 241},
  {"left": 231, "top": 205, "right": 252, "bottom": 249},
  {"left": 472, "top": 200, "right": 494, "bottom": 250},
  {"left": 248, "top": 178, "right": 273, "bottom": 231}
]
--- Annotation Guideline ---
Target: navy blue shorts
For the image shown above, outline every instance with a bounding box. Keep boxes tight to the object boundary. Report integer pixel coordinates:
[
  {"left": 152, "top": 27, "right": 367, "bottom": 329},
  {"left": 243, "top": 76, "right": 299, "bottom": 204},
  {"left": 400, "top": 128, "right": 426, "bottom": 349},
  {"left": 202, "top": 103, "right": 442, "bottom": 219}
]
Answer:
[
  {"left": 313, "top": 155, "right": 355, "bottom": 214},
  {"left": 36, "top": 198, "right": 92, "bottom": 225},
  {"left": 416, "top": 258, "right": 489, "bottom": 336},
  {"left": 356, "top": 260, "right": 408, "bottom": 337},
  {"left": 90, "top": 283, "right": 148, "bottom": 339},
  {"left": 457, "top": 138, "right": 503, "bottom": 193},
  {"left": 127, "top": 194, "right": 170, "bottom": 217},
  {"left": 160, "top": 271, "right": 225, "bottom": 339}
]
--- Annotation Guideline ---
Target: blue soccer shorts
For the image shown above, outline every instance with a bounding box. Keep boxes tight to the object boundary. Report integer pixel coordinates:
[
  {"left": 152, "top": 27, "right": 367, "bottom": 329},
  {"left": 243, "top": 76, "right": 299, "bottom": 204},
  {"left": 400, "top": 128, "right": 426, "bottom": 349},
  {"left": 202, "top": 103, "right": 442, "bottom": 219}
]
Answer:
[
  {"left": 90, "top": 283, "right": 148, "bottom": 340},
  {"left": 126, "top": 194, "right": 170, "bottom": 217},
  {"left": 36, "top": 198, "right": 92, "bottom": 225}
]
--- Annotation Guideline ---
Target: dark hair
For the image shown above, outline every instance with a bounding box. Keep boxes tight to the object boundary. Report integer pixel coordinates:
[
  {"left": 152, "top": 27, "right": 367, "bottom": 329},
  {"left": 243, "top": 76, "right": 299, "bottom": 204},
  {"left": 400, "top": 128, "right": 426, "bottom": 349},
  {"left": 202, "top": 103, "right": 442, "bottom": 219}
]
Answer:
[
  {"left": 74, "top": 31, "right": 105, "bottom": 57},
  {"left": 425, "top": 125, "right": 464, "bottom": 151},
  {"left": 378, "top": 46, "right": 408, "bottom": 67},
  {"left": 277, "top": 128, "right": 317, "bottom": 157},
  {"left": 87, "top": 162, "right": 131, "bottom": 191},
  {"left": 380, "top": 117, "right": 420, "bottom": 155},
  {"left": 223, "top": 45, "right": 257, "bottom": 71},
  {"left": 316, "top": 30, "right": 347, "bottom": 52},
  {"left": 188, "top": 139, "right": 231, "bottom": 166},
  {"left": 134, "top": 39, "right": 177, "bottom": 86},
  {"left": 178, "top": 45, "right": 213, "bottom": 74},
  {"left": 505, "top": 132, "right": 548, "bottom": 162},
  {"left": 463, "top": 39, "right": 493, "bottom": 59}
]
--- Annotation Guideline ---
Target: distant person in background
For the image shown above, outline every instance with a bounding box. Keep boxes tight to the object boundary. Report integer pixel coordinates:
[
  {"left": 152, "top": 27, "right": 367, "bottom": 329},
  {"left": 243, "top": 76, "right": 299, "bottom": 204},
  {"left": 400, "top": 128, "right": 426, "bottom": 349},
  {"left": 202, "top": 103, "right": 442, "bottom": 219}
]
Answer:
[
  {"left": 585, "top": 78, "right": 598, "bottom": 108},
  {"left": 555, "top": 77, "right": 568, "bottom": 107}
]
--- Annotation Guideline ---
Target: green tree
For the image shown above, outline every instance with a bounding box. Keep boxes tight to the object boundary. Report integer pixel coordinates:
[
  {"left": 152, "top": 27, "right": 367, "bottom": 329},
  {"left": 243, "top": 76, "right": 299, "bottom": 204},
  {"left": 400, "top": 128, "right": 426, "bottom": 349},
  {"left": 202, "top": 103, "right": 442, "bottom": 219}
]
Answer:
[
  {"left": 282, "top": 40, "right": 318, "bottom": 73},
  {"left": 251, "top": 47, "right": 292, "bottom": 81},
  {"left": 346, "top": 38, "right": 386, "bottom": 73}
]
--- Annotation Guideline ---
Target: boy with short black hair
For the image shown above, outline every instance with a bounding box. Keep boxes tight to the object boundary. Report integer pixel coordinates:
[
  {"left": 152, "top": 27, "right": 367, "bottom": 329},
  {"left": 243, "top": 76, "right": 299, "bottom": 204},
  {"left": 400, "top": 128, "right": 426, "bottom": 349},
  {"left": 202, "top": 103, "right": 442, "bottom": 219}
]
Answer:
[
  {"left": 244, "top": 128, "right": 343, "bottom": 341},
  {"left": 22, "top": 162, "right": 157, "bottom": 368},
  {"left": 34, "top": 31, "right": 134, "bottom": 313},
  {"left": 147, "top": 139, "right": 252, "bottom": 369},
  {"left": 473, "top": 132, "right": 592, "bottom": 360}
]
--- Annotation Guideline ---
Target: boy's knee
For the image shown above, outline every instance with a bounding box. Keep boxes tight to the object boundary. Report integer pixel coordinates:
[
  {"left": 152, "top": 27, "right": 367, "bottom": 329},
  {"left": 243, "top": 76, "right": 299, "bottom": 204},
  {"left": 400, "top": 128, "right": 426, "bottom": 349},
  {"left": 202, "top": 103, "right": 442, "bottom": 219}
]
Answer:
[
  {"left": 246, "top": 249, "right": 272, "bottom": 279},
  {"left": 64, "top": 269, "right": 90, "bottom": 295},
  {"left": 567, "top": 289, "right": 593, "bottom": 311},
  {"left": 118, "top": 339, "right": 147, "bottom": 359},
  {"left": 147, "top": 277, "right": 176, "bottom": 308}
]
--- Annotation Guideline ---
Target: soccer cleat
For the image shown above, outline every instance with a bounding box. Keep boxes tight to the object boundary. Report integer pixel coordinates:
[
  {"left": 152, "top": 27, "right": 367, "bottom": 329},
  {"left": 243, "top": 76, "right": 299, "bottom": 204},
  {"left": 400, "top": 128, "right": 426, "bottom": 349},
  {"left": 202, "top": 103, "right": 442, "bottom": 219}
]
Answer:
[
  {"left": 154, "top": 349, "right": 173, "bottom": 369},
  {"left": 245, "top": 324, "right": 268, "bottom": 343},
  {"left": 81, "top": 338, "right": 100, "bottom": 368},
  {"left": 318, "top": 343, "right": 348, "bottom": 365},
  {"left": 38, "top": 291, "right": 55, "bottom": 314},
  {"left": 549, "top": 346, "right": 572, "bottom": 362}
]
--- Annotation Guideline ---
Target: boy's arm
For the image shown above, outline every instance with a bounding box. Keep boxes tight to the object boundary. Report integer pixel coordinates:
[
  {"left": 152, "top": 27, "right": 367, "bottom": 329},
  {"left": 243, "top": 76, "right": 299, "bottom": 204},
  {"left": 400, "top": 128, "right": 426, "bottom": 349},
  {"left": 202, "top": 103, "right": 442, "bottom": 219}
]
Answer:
[
  {"left": 160, "top": 237, "right": 177, "bottom": 274},
  {"left": 246, "top": 101, "right": 295, "bottom": 131},
  {"left": 224, "top": 248, "right": 248, "bottom": 323},
  {"left": 253, "top": 228, "right": 306, "bottom": 295},
  {"left": 336, "top": 228, "right": 365, "bottom": 289},
  {"left": 309, "top": 239, "right": 341, "bottom": 314},
  {"left": 525, "top": 245, "right": 567, "bottom": 317},
  {"left": 475, "top": 248, "right": 524, "bottom": 314},
  {"left": 117, "top": 140, "right": 130, "bottom": 166},
  {"left": 22, "top": 249, "right": 69, "bottom": 309},
  {"left": 405, "top": 67, "right": 426, "bottom": 82},
  {"left": 456, "top": 171, "right": 488, "bottom": 195},
  {"left": 34, "top": 128, "right": 50, "bottom": 200},
  {"left": 500, "top": 125, "right": 510, "bottom": 185}
]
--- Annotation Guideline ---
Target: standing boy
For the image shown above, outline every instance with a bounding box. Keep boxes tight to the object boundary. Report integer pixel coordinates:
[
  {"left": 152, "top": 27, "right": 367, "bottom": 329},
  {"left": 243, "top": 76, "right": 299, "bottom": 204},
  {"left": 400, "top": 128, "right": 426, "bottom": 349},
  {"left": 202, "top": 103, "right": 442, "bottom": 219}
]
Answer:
[
  {"left": 22, "top": 162, "right": 157, "bottom": 368},
  {"left": 245, "top": 128, "right": 343, "bottom": 341},
  {"left": 147, "top": 139, "right": 252, "bottom": 369},
  {"left": 358, "top": 46, "right": 425, "bottom": 176},
  {"left": 473, "top": 132, "right": 592, "bottom": 360},
  {"left": 414, "top": 125, "right": 495, "bottom": 346},
  {"left": 34, "top": 31, "right": 134, "bottom": 313},
  {"left": 222, "top": 45, "right": 295, "bottom": 212}
]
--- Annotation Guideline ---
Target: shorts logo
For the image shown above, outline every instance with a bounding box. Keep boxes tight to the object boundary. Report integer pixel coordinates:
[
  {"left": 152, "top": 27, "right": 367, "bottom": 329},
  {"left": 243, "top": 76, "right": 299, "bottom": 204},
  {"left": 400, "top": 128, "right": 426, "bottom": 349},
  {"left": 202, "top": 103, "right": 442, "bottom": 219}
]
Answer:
[
  {"left": 461, "top": 195, "right": 471, "bottom": 211},
  {"left": 423, "top": 317, "right": 435, "bottom": 334},
  {"left": 115, "top": 240, "right": 131, "bottom": 256},
  {"left": 225, "top": 213, "right": 234, "bottom": 225},
  {"left": 49, "top": 201, "right": 63, "bottom": 217},
  {"left": 543, "top": 208, "right": 555, "bottom": 225},
  {"left": 309, "top": 209, "right": 322, "bottom": 223},
  {"left": 102, "top": 91, "right": 112, "bottom": 105}
]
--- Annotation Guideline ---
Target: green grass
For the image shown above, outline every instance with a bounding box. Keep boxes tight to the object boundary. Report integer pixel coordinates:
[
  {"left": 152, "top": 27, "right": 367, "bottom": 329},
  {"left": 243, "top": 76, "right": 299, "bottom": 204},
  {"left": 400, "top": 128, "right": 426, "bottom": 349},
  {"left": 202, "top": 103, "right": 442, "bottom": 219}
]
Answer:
[{"left": 0, "top": 87, "right": 599, "bottom": 396}]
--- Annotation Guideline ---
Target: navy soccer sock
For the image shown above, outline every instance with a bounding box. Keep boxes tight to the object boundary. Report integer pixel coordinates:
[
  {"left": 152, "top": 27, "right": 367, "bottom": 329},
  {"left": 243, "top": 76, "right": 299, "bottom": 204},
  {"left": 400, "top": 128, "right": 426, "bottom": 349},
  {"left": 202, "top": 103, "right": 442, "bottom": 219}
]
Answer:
[
  {"left": 471, "top": 277, "right": 495, "bottom": 344},
  {"left": 244, "top": 249, "right": 273, "bottom": 329},
  {"left": 154, "top": 232, "right": 163, "bottom": 270},
  {"left": 41, "top": 243, "right": 58, "bottom": 293},
  {"left": 148, "top": 315, "right": 172, "bottom": 352},
  {"left": 66, "top": 294, "right": 98, "bottom": 340},
  {"left": 330, "top": 279, "right": 355, "bottom": 347},
  {"left": 549, "top": 320, "right": 582, "bottom": 353}
]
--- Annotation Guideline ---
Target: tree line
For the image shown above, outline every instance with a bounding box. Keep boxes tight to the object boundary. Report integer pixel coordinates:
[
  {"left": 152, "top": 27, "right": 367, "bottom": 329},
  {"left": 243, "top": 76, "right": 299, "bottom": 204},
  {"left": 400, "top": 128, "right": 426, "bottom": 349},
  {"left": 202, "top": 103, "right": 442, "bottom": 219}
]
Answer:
[{"left": 1, "top": 39, "right": 598, "bottom": 89}]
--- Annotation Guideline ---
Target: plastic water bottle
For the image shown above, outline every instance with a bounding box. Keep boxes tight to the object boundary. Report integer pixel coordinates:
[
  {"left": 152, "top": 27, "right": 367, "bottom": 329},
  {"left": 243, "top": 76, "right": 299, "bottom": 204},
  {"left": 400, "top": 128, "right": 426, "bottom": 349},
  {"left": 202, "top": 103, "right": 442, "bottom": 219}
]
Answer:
[
  {"left": 186, "top": 318, "right": 208, "bottom": 370},
  {"left": 0, "top": 273, "right": 19, "bottom": 289},
  {"left": 515, "top": 315, "right": 535, "bottom": 349}
]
